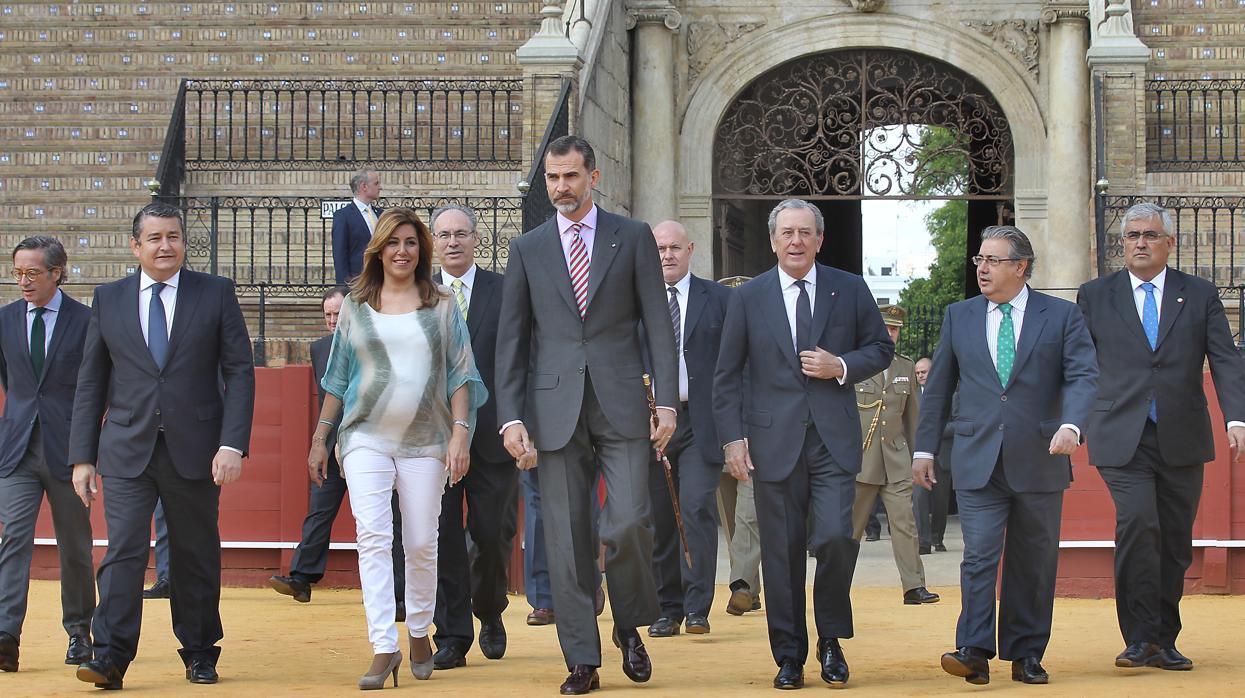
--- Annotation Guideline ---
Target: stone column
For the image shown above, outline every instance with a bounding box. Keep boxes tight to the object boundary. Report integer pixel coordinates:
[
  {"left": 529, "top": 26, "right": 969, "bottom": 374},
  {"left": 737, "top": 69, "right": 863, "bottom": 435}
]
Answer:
[
  {"left": 517, "top": 5, "right": 583, "bottom": 178},
  {"left": 1040, "top": 3, "right": 1091, "bottom": 292},
  {"left": 627, "top": 1, "right": 681, "bottom": 226}
]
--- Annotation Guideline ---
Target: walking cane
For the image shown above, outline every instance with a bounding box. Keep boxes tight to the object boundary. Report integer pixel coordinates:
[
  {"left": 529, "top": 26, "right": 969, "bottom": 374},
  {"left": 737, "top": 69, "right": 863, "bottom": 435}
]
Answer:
[{"left": 643, "top": 374, "right": 694, "bottom": 569}]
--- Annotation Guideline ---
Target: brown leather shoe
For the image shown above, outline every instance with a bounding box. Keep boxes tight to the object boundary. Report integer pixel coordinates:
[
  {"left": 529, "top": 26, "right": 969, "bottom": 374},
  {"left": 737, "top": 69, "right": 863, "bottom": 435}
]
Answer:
[
  {"left": 560, "top": 665, "right": 600, "bottom": 695},
  {"left": 612, "top": 627, "right": 651, "bottom": 683},
  {"left": 527, "top": 608, "right": 555, "bottom": 626},
  {"left": 726, "top": 581, "right": 752, "bottom": 616}
]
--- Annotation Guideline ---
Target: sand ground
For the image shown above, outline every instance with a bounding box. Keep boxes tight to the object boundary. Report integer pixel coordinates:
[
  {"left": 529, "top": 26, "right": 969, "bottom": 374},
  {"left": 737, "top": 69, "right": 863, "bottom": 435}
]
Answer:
[{"left": 4, "top": 521, "right": 1243, "bottom": 696}]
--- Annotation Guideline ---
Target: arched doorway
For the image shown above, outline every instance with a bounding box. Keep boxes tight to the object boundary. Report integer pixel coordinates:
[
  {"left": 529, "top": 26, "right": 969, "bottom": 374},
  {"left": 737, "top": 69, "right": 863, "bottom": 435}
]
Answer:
[{"left": 711, "top": 48, "right": 1015, "bottom": 295}]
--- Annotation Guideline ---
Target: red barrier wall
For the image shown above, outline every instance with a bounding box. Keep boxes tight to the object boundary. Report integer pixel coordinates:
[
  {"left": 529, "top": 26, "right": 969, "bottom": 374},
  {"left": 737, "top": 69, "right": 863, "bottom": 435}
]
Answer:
[{"left": 15, "top": 367, "right": 1245, "bottom": 596}]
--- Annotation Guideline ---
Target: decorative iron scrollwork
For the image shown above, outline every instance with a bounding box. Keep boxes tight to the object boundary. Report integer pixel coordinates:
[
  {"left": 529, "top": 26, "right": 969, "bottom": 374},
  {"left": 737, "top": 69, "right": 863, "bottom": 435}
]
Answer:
[{"left": 713, "top": 50, "right": 1013, "bottom": 198}]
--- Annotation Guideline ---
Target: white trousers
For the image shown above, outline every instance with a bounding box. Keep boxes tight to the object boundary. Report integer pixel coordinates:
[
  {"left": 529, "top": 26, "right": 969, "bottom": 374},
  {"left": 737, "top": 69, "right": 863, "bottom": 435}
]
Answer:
[{"left": 342, "top": 447, "right": 447, "bottom": 653}]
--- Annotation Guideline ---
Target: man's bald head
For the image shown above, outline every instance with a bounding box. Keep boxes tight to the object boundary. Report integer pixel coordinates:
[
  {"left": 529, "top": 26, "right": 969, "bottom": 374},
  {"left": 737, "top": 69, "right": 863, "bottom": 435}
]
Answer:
[{"left": 653, "top": 220, "right": 694, "bottom": 285}]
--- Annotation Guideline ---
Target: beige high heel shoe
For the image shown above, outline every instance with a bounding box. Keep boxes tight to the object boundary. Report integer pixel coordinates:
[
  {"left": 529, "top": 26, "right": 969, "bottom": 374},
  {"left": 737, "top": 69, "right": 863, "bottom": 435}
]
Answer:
[
  {"left": 409, "top": 636, "right": 434, "bottom": 680},
  {"left": 357, "top": 651, "right": 402, "bottom": 690}
]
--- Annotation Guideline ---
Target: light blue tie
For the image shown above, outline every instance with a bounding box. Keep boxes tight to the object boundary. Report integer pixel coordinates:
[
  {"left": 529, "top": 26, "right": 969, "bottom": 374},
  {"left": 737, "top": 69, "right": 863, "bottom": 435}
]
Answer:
[{"left": 1141, "top": 282, "right": 1158, "bottom": 422}]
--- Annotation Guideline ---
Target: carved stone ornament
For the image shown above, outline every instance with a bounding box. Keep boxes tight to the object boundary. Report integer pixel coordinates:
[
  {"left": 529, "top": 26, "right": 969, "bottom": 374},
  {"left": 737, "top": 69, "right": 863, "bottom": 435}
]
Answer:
[
  {"left": 686, "top": 17, "right": 767, "bottom": 84},
  {"left": 962, "top": 19, "right": 1040, "bottom": 75},
  {"left": 1040, "top": 1, "right": 1090, "bottom": 25},
  {"left": 844, "top": 0, "right": 886, "bottom": 11},
  {"left": 626, "top": 1, "right": 682, "bottom": 31}
]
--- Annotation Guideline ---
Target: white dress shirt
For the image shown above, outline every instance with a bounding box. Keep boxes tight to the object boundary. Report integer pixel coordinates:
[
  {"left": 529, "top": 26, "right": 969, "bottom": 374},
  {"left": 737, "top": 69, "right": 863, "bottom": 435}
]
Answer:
[
  {"left": 354, "top": 197, "right": 378, "bottom": 234},
  {"left": 26, "top": 288, "right": 63, "bottom": 354},
  {"left": 556, "top": 205, "right": 597, "bottom": 272},
  {"left": 668, "top": 272, "right": 690, "bottom": 402},
  {"left": 441, "top": 263, "right": 478, "bottom": 308},
  {"left": 775, "top": 265, "right": 847, "bottom": 385},
  {"left": 139, "top": 270, "right": 179, "bottom": 341}
]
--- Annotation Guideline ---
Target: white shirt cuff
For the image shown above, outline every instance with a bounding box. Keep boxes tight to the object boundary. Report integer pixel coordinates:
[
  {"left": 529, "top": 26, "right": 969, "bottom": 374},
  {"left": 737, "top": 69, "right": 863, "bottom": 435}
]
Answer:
[
  {"left": 722, "top": 439, "right": 746, "bottom": 451},
  {"left": 218, "top": 446, "right": 243, "bottom": 456},
  {"left": 913, "top": 451, "right": 935, "bottom": 462},
  {"left": 1228, "top": 421, "right": 1245, "bottom": 430},
  {"left": 499, "top": 420, "right": 523, "bottom": 436},
  {"left": 1059, "top": 424, "right": 1081, "bottom": 439},
  {"left": 656, "top": 406, "right": 677, "bottom": 416},
  {"left": 835, "top": 357, "right": 848, "bottom": 385}
]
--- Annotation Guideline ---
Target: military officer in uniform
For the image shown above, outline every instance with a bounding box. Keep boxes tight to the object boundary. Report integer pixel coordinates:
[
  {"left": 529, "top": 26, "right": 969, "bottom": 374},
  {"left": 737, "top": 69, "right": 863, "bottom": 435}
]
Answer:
[{"left": 851, "top": 304, "right": 939, "bottom": 605}]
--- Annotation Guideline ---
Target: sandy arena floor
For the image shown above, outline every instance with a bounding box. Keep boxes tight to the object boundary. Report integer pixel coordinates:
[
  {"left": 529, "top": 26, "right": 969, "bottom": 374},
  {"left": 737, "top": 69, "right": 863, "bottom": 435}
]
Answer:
[{"left": 3, "top": 577, "right": 1243, "bottom": 697}]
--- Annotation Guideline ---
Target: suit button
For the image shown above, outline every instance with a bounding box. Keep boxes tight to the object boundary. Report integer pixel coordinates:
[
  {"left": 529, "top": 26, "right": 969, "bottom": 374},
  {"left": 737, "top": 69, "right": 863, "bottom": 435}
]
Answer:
[
  {"left": 155, "top": 409, "right": 162, "bottom": 416},
  {"left": 1001, "top": 395, "right": 1007, "bottom": 402},
  {"left": 998, "top": 424, "right": 1004, "bottom": 431},
  {"left": 881, "top": 420, "right": 886, "bottom": 426},
  {"left": 582, "top": 339, "right": 587, "bottom": 345},
  {"left": 577, "top": 367, "right": 584, "bottom": 374}
]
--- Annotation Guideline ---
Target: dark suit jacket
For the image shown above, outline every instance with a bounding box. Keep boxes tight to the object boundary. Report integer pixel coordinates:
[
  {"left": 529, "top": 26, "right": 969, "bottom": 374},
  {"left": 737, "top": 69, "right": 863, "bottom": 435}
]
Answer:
[
  {"left": 682, "top": 275, "right": 732, "bottom": 465},
  {"left": 69, "top": 270, "right": 256, "bottom": 479},
  {"left": 914, "top": 289, "right": 1099, "bottom": 493},
  {"left": 713, "top": 263, "right": 894, "bottom": 482},
  {"left": 0, "top": 292, "right": 90, "bottom": 480},
  {"left": 1077, "top": 267, "right": 1245, "bottom": 467},
  {"left": 309, "top": 334, "right": 339, "bottom": 458},
  {"left": 437, "top": 267, "right": 507, "bottom": 463},
  {"left": 496, "top": 208, "right": 678, "bottom": 451},
  {"left": 331, "top": 202, "right": 382, "bottom": 284}
]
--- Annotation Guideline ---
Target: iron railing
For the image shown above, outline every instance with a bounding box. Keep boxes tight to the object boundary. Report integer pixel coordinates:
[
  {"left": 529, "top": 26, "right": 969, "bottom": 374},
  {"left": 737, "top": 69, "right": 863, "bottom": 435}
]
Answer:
[
  {"left": 521, "top": 78, "right": 572, "bottom": 233},
  {"left": 154, "top": 79, "right": 188, "bottom": 200},
  {"left": 183, "top": 79, "right": 523, "bottom": 170},
  {"left": 1097, "top": 195, "right": 1245, "bottom": 286},
  {"left": 1147, "top": 79, "right": 1245, "bottom": 171}
]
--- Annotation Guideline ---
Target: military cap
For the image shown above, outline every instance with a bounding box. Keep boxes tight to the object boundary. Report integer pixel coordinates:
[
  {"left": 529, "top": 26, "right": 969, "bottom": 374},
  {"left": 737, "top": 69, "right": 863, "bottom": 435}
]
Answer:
[{"left": 879, "top": 303, "right": 905, "bottom": 327}]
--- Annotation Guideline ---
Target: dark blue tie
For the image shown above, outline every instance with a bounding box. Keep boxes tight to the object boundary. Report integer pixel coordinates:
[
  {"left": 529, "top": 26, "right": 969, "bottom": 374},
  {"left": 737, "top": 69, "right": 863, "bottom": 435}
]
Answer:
[
  {"left": 148, "top": 281, "right": 169, "bottom": 369},
  {"left": 1141, "top": 282, "right": 1158, "bottom": 421}
]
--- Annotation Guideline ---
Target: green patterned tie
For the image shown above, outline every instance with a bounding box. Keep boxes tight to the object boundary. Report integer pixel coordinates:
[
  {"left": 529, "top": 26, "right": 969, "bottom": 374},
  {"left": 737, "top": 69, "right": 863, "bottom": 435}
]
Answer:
[
  {"left": 451, "top": 279, "right": 468, "bottom": 321},
  {"left": 996, "top": 302, "right": 1014, "bottom": 387}
]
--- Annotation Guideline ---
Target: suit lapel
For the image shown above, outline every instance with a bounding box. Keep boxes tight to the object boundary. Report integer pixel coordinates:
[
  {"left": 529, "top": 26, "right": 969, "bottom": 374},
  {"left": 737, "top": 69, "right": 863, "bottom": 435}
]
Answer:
[
  {"left": 118, "top": 274, "right": 159, "bottom": 374},
  {"left": 1005, "top": 288, "right": 1047, "bottom": 390},
  {"left": 37, "top": 294, "right": 74, "bottom": 389},
  {"left": 966, "top": 295, "right": 994, "bottom": 382},
  {"left": 165, "top": 270, "right": 203, "bottom": 365},
  {"left": 1109, "top": 270, "right": 1150, "bottom": 348},
  {"left": 7, "top": 301, "right": 34, "bottom": 377},
  {"left": 1155, "top": 268, "right": 1186, "bottom": 348},
  {"left": 466, "top": 270, "right": 495, "bottom": 336},
  {"left": 761, "top": 269, "right": 800, "bottom": 372},
  {"left": 810, "top": 264, "right": 836, "bottom": 348},
  {"left": 533, "top": 221, "right": 580, "bottom": 317},
  {"left": 584, "top": 212, "right": 620, "bottom": 313},
  {"left": 683, "top": 276, "right": 707, "bottom": 338}
]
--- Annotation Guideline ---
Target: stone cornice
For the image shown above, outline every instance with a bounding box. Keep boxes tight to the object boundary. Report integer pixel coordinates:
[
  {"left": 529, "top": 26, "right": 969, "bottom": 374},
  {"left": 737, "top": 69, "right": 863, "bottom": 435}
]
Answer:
[{"left": 1041, "top": 2, "right": 1090, "bottom": 25}]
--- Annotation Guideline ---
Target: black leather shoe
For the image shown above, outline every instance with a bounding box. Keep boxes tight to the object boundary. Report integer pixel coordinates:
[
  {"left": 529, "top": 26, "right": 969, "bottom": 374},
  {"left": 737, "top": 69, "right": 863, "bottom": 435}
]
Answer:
[
  {"left": 560, "top": 665, "right": 600, "bottom": 695},
  {"left": 903, "top": 587, "right": 941, "bottom": 605},
  {"left": 612, "top": 627, "right": 651, "bottom": 683},
  {"left": 934, "top": 543, "right": 947, "bottom": 552},
  {"left": 186, "top": 658, "right": 218, "bottom": 684},
  {"left": 1115, "top": 642, "right": 1160, "bottom": 668},
  {"left": 919, "top": 545, "right": 932, "bottom": 555},
  {"left": 817, "top": 638, "right": 849, "bottom": 688},
  {"left": 647, "top": 617, "right": 680, "bottom": 637},
  {"left": 479, "top": 616, "right": 507, "bottom": 660},
  {"left": 751, "top": 597, "right": 762, "bottom": 611},
  {"left": 432, "top": 645, "right": 467, "bottom": 670},
  {"left": 864, "top": 533, "right": 881, "bottom": 542},
  {"left": 1153, "top": 646, "right": 1193, "bottom": 670},
  {"left": 395, "top": 601, "right": 406, "bottom": 623},
  {"left": 77, "top": 656, "right": 123, "bottom": 690},
  {"left": 0, "top": 631, "right": 18, "bottom": 672},
  {"left": 685, "top": 613, "right": 710, "bottom": 634},
  {"left": 1011, "top": 657, "right": 1048, "bottom": 684},
  {"left": 773, "top": 659, "right": 803, "bottom": 689},
  {"left": 268, "top": 574, "right": 311, "bottom": 603},
  {"left": 941, "top": 647, "right": 990, "bottom": 685},
  {"left": 595, "top": 587, "right": 606, "bottom": 617},
  {"left": 66, "top": 633, "right": 92, "bottom": 664},
  {"left": 142, "top": 577, "right": 170, "bottom": 599}
]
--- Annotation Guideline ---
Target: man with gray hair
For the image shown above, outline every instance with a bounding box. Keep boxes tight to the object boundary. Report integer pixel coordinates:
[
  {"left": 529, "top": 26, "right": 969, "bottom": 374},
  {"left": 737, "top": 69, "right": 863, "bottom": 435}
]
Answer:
[
  {"left": 331, "top": 168, "right": 383, "bottom": 284},
  {"left": 1077, "top": 202, "right": 1245, "bottom": 672},
  {"left": 913, "top": 225, "right": 1098, "bottom": 685},
  {"left": 714, "top": 198, "right": 893, "bottom": 689},
  {"left": 0, "top": 236, "right": 95, "bottom": 672}
]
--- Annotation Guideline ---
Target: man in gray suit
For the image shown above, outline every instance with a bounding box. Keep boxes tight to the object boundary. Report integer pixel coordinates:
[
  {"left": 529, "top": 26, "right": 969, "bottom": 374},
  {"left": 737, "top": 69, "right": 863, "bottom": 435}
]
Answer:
[
  {"left": 0, "top": 236, "right": 94, "bottom": 672},
  {"left": 496, "top": 135, "right": 677, "bottom": 695},
  {"left": 713, "top": 198, "right": 894, "bottom": 689},
  {"left": 914, "top": 225, "right": 1098, "bottom": 686},
  {"left": 69, "top": 202, "right": 256, "bottom": 689}
]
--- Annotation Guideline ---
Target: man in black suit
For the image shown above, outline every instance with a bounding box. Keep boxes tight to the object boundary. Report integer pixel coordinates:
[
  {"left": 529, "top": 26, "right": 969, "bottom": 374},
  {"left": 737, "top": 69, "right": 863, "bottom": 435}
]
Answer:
[
  {"left": 713, "top": 198, "right": 894, "bottom": 689},
  {"left": 0, "top": 236, "right": 94, "bottom": 672},
  {"left": 644, "top": 220, "right": 732, "bottom": 639},
  {"left": 331, "top": 168, "right": 383, "bottom": 284},
  {"left": 1077, "top": 202, "right": 1245, "bottom": 672},
  {"left": 914, "top": 226, "right": 1098, "bottom": 685},
  {"left": 69, "top": 202, "right": 256, "bottom": 689},
  {"left": 430, "top": 204, "right": 519, "bottom": 669},
  {"left": 267, "top": 287, "right": 406, "bottom": 614}
]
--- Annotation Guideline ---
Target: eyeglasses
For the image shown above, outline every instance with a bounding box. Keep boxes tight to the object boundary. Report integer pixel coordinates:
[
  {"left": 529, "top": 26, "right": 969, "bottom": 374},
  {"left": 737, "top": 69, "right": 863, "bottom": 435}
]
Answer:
[
  {"left": 1121, "top": 230, "right": 1168, "bottom": 242},
  {"left": 433, "top": 231, "right": 475, "bottom": 242},
  {"left": 11, "top": 267, "right": 54, "bottom": 282},
  {"left": 970, "top": 255, "right": 1021, "bottom": 267}
]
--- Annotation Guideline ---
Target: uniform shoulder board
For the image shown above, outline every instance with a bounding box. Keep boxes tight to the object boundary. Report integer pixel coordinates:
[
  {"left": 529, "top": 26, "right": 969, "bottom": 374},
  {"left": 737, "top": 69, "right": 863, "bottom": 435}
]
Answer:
[{"left": 896, "top": 353, "right": 912, "bottom": 363}]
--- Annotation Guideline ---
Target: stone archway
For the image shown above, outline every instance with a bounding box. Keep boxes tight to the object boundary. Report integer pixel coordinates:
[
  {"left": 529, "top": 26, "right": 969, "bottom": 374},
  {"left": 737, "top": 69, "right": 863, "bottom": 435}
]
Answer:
[{"left": 677, "top": 12, "right": 1052, "bottom": 283}]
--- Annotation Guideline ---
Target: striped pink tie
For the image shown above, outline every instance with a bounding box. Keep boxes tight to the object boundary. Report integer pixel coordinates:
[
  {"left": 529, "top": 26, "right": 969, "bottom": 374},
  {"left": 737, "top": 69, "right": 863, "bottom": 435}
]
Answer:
[{"left": 567, "top": 222, "right": 590, "bottom": 318}]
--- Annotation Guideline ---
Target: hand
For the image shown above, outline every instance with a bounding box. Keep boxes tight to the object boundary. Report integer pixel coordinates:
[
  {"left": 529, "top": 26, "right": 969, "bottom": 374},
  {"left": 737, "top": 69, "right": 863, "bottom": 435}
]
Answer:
[
  {"left": 912, "top": 457, "right": 936, "bottom": 491},
  {"left": 651, "top": 409, "right": 676, "bottom": 453},
  {"left": 308, "top": 441, "right": 329, "bottom": 487},
  {"left": 799, "top": 347, "right": 844, "bottom": 380},
  {"left": 1048, "top": 427, "right": 1079, "bottom": 456},
  {"left": 72, "top": 464, "right": 98, "bottom": 508},
  {"left": 1228, "top": 425, "right": 1245, "bottom": 463},
  {"left": 212, "top": 448, "right": 244, "bottom": 486},
  {"left": 503, "top": 423, "right": 534, "bottom": 466},
  {"left": 724, "top": 440, "right": 754, "bottom": 481},
  {"left": 447, "top": 427, "right": 471, "bottom": 485}
]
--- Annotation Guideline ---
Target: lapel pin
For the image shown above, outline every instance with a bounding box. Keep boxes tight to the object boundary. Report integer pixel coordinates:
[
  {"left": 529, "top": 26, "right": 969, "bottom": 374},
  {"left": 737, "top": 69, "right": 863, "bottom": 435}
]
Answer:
[
  {"left": 1177, "top": 297, "right": 1184, "bottom": 303},
  {"left": 611, "top": 242, "right": 617, "bottom": 248}
]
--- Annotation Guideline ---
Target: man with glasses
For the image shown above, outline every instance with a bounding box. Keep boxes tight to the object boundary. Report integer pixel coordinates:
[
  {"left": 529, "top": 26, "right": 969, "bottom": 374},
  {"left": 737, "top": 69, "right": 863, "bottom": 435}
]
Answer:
[
  {"left": 1077, "top": 202, "right": 1245, "bottom": 672},
  {"left": 913, "top": 226, "right": 1098, "bottom": 686},
  {"left": 429, "top": 204, "right": 519, "bottom": 670},
  {"left": 0, "top": 237, "right": 95, "bottom": 673}
]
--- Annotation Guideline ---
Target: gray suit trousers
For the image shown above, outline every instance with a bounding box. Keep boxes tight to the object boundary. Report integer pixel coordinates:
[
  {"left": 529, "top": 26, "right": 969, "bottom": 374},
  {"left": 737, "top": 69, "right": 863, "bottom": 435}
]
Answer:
[
  {"left": 0, "top": 424, "right": 95, "bottom": 640},
  {"left": 536, "top": 373, "right": 660, "bottom": 668},
  {"left": 718, "top": 472, "right": 762, "bottom": 595}
]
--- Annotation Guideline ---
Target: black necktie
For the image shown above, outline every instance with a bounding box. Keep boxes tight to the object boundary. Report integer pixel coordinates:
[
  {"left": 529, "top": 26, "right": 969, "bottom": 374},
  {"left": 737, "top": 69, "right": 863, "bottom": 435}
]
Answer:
[
  {"left": 795, "top": 279, "right": 812, "bottom": 354},
  {"left": 30, "top": 307, "right": 46, "bottom": 378},
  {"left": 148, "top": 282, "right": 169, "bottom": 369}
]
